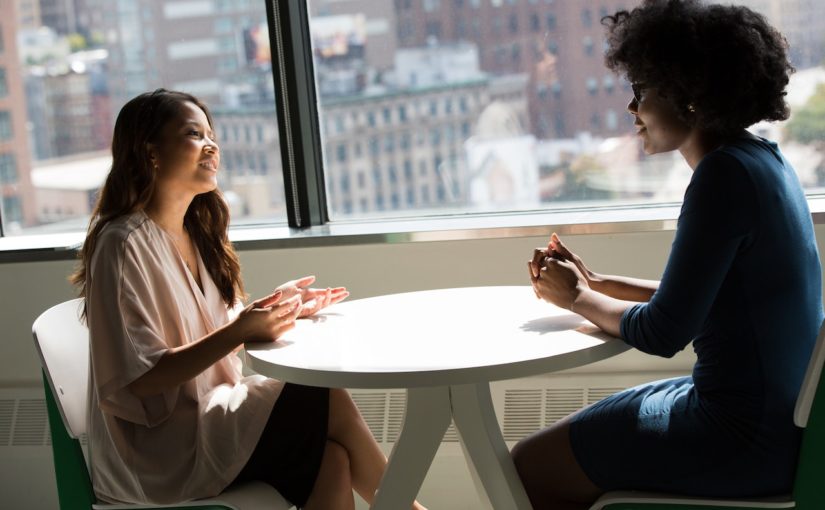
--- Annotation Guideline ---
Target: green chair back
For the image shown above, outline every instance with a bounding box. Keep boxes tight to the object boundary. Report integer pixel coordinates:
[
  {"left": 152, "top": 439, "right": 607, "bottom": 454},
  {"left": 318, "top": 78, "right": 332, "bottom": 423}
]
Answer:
[
  {"left": 43, "top": 370, "right": 96, "bottom": 510},
  {"left": 792, "top": 319, "right": 825, "bottom": 510}
]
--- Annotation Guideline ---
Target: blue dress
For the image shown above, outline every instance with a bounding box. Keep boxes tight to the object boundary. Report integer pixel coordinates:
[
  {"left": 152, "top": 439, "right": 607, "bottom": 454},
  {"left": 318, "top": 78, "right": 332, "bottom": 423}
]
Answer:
[{"left": 569, "top": 134, "right": 823, "bottom": 497}]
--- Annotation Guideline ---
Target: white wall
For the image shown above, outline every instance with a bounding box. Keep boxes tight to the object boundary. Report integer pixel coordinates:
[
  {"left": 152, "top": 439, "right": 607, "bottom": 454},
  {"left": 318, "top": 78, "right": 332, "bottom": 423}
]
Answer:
[
  {"left": 0, "top": 228, "right": 705, "bottom": 386},
  {"left": 2, "top": 225, "right": 824, "bottom": 508}
]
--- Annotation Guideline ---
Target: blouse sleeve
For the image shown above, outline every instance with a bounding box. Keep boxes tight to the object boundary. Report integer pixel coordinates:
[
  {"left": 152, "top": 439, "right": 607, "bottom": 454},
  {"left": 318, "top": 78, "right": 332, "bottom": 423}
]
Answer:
[
  {"left": 87, "top": 229, "right": 175, "bottom": 427},
  {"left": 620, "top": 151, "right": 759, "bottom": 357}
]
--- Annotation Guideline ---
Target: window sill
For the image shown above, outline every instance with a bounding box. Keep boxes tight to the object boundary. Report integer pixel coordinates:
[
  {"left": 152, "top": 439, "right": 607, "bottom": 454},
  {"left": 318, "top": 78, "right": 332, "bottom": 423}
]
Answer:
[{"left": 3, "top": 196, "right": 825, "bottom": 263}]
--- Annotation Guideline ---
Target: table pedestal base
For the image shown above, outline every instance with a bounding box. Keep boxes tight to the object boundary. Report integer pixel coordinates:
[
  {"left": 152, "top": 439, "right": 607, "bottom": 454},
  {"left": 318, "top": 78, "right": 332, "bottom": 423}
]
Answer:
[{"left": 371, "top": 383, "right": 533, "bottom": 510}]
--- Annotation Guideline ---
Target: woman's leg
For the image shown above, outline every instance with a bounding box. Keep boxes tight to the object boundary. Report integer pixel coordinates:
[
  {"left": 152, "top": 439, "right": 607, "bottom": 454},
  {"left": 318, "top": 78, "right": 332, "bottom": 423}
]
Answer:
[
  {"left": 303, "top": 440, "right": 355, "bottom": 510},
  {"left": 326, "top": 388, "right": 427, "bottom": 510},
  {"left": 511, "top": 413, "right": 602, "bottom": 510}
]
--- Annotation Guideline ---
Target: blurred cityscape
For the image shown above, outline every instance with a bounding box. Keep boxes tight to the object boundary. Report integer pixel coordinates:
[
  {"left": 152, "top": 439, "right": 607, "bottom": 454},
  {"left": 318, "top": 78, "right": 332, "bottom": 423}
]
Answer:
[{"left": 0, "top": 0, "right": 824, "bottom": 234}]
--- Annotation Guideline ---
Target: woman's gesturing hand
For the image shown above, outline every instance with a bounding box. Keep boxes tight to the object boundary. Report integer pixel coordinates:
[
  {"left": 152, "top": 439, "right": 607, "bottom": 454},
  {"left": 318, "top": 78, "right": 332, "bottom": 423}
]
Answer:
[
  {"left": 275, "top": 275, "right": 350, "bottom": 318},
  {"left": 235, "top": 290, "right": 303, "bottom": 342}
]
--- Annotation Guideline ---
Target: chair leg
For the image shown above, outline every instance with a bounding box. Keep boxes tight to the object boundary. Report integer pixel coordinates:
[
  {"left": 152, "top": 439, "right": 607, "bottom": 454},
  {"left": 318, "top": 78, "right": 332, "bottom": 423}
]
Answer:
[{"left": 43, "top": 371, "right": 96, "bottom": 510}]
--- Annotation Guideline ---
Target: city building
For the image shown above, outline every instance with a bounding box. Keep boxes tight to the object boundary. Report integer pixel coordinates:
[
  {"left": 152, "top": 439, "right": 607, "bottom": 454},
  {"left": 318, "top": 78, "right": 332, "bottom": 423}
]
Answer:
[
  {"left": 92, "top": 0, "right": 275, "bottom": 109},
  {"left": 16, "top": 0, "right": 42, "bottom": 32},
  {"left": 734, "top": 0, "right": 825, "bottom": 68},
  {"left": 393, "top": 0, "right": 635, "bottom": 139},
  {"left": 0, "top": 0, "right": 36, "bottom": 231},
  {"left": 26, "top": 48, "right": 111, "bottom": 160}
]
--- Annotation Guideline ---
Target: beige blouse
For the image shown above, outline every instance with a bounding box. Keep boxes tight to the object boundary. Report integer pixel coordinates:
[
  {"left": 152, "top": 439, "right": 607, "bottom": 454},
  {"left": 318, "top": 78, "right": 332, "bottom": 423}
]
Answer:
[{"left": 86, "top": 211, "right": 283, "bottom": 504}]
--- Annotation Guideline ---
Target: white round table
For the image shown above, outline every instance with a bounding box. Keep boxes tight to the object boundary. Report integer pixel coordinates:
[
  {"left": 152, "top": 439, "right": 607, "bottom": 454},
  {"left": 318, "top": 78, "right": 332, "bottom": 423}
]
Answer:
[{"left": 245, "top": 286, "right": 629, "bottom": 509}]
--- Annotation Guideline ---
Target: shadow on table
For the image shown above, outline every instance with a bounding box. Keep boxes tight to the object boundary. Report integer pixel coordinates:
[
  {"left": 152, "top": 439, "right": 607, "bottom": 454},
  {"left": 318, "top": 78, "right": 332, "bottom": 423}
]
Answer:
[
  {"left": 520, "top": 313, "right": 589, "bottom": 334},
  {"left": 299, "top": 312, "right": 343, "bottom": 324}
]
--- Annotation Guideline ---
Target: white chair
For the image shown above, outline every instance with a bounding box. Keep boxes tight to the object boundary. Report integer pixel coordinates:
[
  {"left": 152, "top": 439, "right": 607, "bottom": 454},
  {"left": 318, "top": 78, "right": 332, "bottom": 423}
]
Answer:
[
  {"left": 33, "top": 298, "right": 294, "bottom": 510},
  {"left": 590, "top": 319, "right": 825, "bottom": 510}
]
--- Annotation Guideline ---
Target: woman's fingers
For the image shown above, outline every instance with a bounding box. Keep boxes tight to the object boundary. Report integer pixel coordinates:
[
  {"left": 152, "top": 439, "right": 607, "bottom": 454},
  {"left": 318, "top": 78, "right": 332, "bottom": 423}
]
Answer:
[
  {"left": 252, "top": 290, "right": 283, "bottom": 309},
  {"left": 274, "top": 294, "right": 302, "bottom": 317},
  {"left": 527, "top": 262, "right": 541, "bottom": 298},
  {"left": 294, "top": 275, "right": 316, "bottom": 289},
  {"left": 549, "top": 232, "right": 574, "bottom": 260},
  {"left": 531, "top": 248, "right": 547, "bottom": 277},
  {"left": 329, "top": 289, "right": 350, "bottom": 305}
]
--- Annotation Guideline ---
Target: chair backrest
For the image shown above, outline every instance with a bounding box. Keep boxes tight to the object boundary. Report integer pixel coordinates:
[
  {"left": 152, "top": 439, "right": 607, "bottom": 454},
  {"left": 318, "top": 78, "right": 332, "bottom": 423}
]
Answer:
[
  {"left": 32, "top": 298, "right": 89, "bottom": 438},
  {"left": 792, "top": 318, "right": 825, "bottom": 510},
  {"left": 32, "top": 298, "right": 96, "bottom": 510}
]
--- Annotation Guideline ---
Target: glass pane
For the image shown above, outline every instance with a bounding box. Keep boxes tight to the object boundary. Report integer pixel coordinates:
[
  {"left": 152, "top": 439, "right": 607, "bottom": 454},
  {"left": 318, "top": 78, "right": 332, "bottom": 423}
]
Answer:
[
  {"left": 308, "top": 0, "right": 825, "bottom": 221},
  {"left": 0, "top": 0, "right": 285, "bottom": 236}
]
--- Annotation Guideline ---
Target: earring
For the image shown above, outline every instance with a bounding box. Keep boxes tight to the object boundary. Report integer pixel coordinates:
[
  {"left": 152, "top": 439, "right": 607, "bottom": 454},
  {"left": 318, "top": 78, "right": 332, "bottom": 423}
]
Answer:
[{"left": 687, "top": 103, "right": 696, "bottom": 113}]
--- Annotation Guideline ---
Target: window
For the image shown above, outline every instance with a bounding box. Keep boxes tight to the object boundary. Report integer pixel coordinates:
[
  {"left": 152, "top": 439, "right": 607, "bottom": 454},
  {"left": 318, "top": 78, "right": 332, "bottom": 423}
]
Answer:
[
  {"left": 1, "top": 0, "right": 285, "bottom": 234},
  {"left": 1, "top": 195, "right": 22, "bottom": 225},
  {"left": 0, "top": 111, "right": 11, "bottom": 140},
  {"left": 307, "top": 0, "right": 825, "bottom": 222},
  {"left": 530, "top": 13, "right": 541, "bottom": 32},
  {"left": 2, "top": 1, "right": 825, "bottom": 237},
  {"left": 581, "top": 8, "right": 593, "bottom": 27},
  {"left": 0, "top": 153, "right": 16, "bottom": 183}
]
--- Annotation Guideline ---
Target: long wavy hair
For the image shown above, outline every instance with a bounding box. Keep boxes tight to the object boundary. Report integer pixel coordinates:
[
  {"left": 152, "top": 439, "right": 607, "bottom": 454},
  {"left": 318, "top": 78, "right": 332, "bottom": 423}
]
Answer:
[{"left": 71, "top": 89, "right": 244, "bottom": 314}]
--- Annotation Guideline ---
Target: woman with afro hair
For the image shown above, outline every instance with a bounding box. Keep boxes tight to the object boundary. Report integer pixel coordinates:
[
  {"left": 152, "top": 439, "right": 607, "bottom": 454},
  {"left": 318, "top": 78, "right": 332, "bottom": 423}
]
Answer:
[{"left": 512, "top": 1, "right": 823, "bottom": 509}]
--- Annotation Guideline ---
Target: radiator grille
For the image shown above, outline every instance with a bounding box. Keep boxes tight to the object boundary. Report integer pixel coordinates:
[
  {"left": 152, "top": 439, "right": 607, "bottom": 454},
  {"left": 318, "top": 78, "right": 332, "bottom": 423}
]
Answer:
[
  {"left": 502, "top": 389, "right": 542, "bottom": 441},
  {"left": 0, "top": 399, "right": 13, "bottom": 446},
  {"left": 1, "top": 385, "right": 628, "bottom": 447},
  {"left": 350, "top": 391, "right": 387, "bottom": 443},
  {"left": 587, "top": 387, "right": 625, "bottom": 405},
  {"left": 12, "top": 399, "right": 48, "bottom": 446}
]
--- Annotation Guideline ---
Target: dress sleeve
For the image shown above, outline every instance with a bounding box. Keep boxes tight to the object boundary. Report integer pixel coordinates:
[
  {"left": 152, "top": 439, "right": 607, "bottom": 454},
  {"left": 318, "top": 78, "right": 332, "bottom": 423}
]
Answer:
[
  {"left": 620, "top": 151, "right": 759, "bottom": 357},
  {"left": 87, "top": 230, "right": 175, "bottom": 427}
]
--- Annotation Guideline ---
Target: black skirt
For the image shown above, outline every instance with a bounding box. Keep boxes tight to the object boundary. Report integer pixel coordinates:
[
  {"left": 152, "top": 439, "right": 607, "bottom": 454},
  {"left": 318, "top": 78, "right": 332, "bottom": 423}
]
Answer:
[{"left": 232, "top": 383, "right": 330, "bottom": 507}]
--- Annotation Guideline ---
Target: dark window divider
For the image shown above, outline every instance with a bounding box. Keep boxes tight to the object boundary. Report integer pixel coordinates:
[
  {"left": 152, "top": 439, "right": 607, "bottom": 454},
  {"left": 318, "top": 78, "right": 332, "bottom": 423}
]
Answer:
[{"left": 266, "top": 0, "right": 328, "bottom": 228}]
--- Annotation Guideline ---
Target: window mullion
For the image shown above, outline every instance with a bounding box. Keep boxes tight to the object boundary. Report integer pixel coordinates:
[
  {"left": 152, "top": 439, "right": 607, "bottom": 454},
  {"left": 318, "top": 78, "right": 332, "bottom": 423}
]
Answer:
[{"left": 266, "top": 0, "right": 328, "bottom": 228}]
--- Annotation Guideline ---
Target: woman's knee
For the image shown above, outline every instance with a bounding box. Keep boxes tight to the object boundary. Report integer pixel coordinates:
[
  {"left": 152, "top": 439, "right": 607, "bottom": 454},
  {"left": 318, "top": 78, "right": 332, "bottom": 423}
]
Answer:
[
  {"left": 323, "top": 440, "right": 351, "bottom": 475},
  {"left": 511, "top": 422, "right": 601, "bottom": 505}
]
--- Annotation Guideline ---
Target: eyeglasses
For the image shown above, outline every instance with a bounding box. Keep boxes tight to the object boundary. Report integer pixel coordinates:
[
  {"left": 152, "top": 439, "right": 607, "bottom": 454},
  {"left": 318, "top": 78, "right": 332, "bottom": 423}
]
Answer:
[{"left": 631, "top": 82, "right": 646, "bottom": 103}]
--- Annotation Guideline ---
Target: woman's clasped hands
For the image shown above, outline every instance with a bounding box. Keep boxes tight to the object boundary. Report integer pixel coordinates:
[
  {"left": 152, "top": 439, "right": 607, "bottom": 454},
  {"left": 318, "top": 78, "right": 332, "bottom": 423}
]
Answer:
[{"left": 528, "top": 233, "right": 592, "bottom": 311}]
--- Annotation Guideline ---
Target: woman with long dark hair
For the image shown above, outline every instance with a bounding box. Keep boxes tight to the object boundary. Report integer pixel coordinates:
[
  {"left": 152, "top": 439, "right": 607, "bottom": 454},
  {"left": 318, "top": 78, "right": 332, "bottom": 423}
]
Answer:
[
  {"left": 72, "top": 89, "right": 425, "bottom": 510},
  {"left": 512, "top": 2, "right": 823, "bottom": 509}
]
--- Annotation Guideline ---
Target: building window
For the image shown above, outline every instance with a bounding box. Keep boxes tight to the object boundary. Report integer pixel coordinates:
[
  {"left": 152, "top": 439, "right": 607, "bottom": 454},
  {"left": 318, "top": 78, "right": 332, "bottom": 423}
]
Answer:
[
  {"left": 586, "top": 77, "right": 598, "bottom": 96},
  {"left": 530, "top": 13, "right": 541, "bottom": 32},
  {"left": 603, "top": 75, "right": 615, "bottom": 94},
  {"left": 0, "top": 68, "right": 7, "bottom": 98},
  {"left": 583, "top": 36, "right": 594, "bottom": 56},
  {"left": 581, "top": 8, "right": 593, "bottom": 27},
  {"left": 0, "top": 153, "right": 17, "bottom": 183},
  {"left": 509, "top": 13, "right": 519, "bottom": 33},
  {"left": 424, "top": 0, "right": 441, "bottom": 13},
  {"left": 0, "top": 111, "right": 12, "bottom": 141},
  {"left": 2, "top": 195, "right": 22, "bottom": 224}
]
